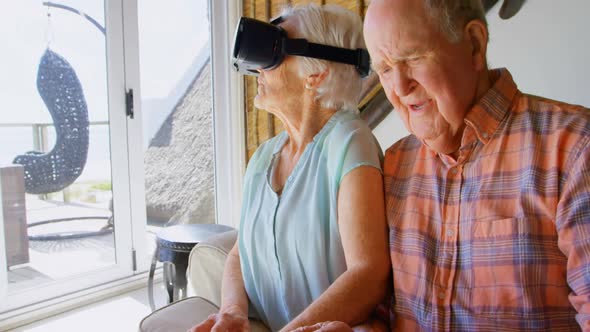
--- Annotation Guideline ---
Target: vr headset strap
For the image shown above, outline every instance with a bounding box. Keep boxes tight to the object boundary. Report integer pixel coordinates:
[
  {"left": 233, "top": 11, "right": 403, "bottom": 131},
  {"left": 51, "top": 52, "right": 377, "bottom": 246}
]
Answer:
[{"left": 284, "top": 39, "right": 370, "bottom": 75}]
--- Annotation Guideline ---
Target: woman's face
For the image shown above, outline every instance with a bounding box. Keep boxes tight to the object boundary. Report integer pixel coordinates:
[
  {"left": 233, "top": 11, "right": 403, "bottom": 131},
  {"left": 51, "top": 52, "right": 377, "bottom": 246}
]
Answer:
[{"left": 253, "top": 19, "right": 306, "bottom": 113}]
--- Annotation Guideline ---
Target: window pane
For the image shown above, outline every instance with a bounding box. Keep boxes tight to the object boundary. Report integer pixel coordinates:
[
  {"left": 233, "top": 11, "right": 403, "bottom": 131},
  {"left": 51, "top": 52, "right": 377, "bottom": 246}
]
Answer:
[
  {"left": 0, "top": 0, "right": 116, "bottom": 298},
  {"left": 138, "top": 1, "right": 215, "bottom": 264}
]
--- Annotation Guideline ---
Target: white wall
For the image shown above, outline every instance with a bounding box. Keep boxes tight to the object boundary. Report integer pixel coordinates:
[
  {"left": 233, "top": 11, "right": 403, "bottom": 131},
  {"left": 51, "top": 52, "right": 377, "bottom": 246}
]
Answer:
[
  {"left": 372, "top": 0, "right": 590, "bottom": 151},
  {"left": 487, "top": 0, "right": 590, "bottom": 108}
]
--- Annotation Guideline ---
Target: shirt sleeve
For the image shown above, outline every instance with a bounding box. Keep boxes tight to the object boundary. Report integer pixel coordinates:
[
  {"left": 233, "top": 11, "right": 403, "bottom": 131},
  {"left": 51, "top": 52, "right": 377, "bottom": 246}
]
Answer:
[
  {"left": 337, "top": 124, "right": 383, "bottom": 186},
  {"left": 556, "top": 136, "right": 590, "bottom": 331}
]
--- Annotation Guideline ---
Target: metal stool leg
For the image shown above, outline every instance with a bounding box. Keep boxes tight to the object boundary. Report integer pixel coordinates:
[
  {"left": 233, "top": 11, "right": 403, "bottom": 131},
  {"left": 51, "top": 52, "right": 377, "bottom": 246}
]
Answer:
[
  {"left": 173, "top": 263, "right": 188, "bottom": 301},
  {"left": 148, "top": 245, "right": 159, "bottom": 311},
  {"left": 163, "top": 261, "right": 175, "bottom": 303}
]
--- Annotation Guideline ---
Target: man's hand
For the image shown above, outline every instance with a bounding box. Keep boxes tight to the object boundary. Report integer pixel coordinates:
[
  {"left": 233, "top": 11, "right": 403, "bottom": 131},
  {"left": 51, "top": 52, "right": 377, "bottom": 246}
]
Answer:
[
  {"left": 290, "top": 321, "right": 353, "bottom": 332},
  {"left": 187, "top": 309, "right": 249, "bottom": 332},
  {"left": 289, "top": 319, "right": 388, "bottom": 332}
]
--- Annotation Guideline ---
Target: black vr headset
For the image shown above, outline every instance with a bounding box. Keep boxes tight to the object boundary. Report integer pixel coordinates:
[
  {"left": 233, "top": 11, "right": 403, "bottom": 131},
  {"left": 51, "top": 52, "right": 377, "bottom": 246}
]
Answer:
[{"left": 232, "top": 16, "right": 371, "bottom": 77}]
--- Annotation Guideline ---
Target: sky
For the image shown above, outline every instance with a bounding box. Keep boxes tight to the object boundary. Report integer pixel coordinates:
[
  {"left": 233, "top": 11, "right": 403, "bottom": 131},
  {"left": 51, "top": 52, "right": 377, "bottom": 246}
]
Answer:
[
  {"left": 0, "top": 0, "right": 209, "bottom": 124},
  {"left": 0, "top": 0, "right": 210, "bottom": 178}
]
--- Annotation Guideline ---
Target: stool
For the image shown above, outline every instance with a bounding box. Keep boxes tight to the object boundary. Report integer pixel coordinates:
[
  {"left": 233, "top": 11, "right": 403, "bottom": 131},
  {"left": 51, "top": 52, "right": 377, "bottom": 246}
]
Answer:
[{"left": 148, "top": 224, "right": 234, "bottom": 311}]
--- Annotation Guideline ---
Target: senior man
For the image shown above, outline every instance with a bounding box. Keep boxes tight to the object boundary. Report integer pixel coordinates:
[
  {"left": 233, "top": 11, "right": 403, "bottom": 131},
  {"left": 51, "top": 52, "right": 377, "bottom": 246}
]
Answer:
[{"left": 356, "top": 0, "right": 590, "bottom": 331}]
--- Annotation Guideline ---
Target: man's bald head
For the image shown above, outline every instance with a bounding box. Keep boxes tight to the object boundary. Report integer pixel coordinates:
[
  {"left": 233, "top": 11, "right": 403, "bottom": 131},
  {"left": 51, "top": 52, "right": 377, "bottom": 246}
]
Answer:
[{"left": 366, "top": 0, "right": 487, "bottom": 43}]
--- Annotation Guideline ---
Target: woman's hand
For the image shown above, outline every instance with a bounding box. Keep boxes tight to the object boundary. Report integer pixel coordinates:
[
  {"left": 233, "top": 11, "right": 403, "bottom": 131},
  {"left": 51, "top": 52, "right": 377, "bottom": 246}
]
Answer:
[
  {"left": 187, "top": 307, "right": 249, "bottom": 332},
  {"left": 290, "top": 321, "right": 353, "bottom": 332}
]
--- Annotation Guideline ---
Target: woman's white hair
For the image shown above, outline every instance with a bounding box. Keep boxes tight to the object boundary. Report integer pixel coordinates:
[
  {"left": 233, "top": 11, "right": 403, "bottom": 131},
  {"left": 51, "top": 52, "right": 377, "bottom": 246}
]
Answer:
[{"left": 280, "top": 4, "right": 365, "bottom": 112}]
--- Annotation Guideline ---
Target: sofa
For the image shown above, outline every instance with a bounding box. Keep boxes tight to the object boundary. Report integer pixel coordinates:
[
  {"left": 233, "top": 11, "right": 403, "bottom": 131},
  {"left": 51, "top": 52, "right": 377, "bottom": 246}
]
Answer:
[{"left": 139, "top": 229, "right": 270, "bottom": 332}]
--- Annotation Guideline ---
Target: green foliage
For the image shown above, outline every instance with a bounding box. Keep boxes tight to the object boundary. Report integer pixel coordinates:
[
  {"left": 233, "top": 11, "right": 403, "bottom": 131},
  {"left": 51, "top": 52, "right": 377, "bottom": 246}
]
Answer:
[{"left": 90, "top": 182, "right": 112, "bottom": 191}]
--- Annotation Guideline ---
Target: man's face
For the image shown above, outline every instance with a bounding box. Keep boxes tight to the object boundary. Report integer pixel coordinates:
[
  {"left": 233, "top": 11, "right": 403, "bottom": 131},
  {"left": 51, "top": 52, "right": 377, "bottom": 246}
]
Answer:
[{"left": 364, "top": 0, "right": 482, "bottom": 154}]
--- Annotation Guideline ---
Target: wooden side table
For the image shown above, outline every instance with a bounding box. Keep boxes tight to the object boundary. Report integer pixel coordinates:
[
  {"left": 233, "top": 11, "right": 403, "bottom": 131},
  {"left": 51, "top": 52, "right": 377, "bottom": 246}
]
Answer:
[{"left": 148, "top": 223, "right": 234, "bottom": 311}]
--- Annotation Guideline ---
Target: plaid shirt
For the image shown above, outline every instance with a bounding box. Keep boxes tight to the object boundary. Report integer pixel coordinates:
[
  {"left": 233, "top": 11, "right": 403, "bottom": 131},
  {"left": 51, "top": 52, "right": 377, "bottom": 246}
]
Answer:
[{"left": 383, "top": 68, "right": 590, "bottom": 331}]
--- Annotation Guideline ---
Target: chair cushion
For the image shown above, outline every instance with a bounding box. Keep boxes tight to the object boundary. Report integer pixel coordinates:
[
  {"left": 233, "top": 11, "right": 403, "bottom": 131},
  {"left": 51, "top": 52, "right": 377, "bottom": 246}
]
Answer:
[
  {"left": 139, "top": 296, "right": 218, "bottom": 332},
  {"left": 187, "top": 230, "right": 238, "bottom": 306},
  {"left": 138, "top": 296, "right": 270, "bottom": 332}
]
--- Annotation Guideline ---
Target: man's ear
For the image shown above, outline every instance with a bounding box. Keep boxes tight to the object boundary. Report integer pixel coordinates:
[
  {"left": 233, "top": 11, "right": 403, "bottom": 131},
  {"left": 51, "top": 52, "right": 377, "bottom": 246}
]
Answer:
[
  {"left": 464, "top": 20, "right": 488, "bottom": 71},
  {"left": 306, "top": 68, "right": 330, "bottom": 89}
]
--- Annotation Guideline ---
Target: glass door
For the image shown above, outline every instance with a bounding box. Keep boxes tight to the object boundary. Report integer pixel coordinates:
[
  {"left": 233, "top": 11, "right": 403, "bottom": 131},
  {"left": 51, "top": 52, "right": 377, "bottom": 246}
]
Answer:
[
  {"left": 136, "top": 0, "right": 215, "bottom": 307},
  {"left": 0, "top": 0, "right": 135, "bottom": 314},
  {"left": 138, "top": 0, "right": 214, "bottom": 244}
]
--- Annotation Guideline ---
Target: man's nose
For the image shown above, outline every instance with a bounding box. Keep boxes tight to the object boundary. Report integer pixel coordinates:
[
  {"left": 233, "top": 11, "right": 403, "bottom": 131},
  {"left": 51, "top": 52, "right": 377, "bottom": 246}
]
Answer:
[{"left": 392, "top": 66, "right": 416, "bottom": 97}]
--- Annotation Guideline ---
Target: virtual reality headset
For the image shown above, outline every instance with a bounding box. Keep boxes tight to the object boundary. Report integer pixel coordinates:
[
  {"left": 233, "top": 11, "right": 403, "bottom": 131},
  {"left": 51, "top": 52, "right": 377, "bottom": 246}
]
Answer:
[{"left": 232, "top": 16, "right": 371, "bottom": 77}]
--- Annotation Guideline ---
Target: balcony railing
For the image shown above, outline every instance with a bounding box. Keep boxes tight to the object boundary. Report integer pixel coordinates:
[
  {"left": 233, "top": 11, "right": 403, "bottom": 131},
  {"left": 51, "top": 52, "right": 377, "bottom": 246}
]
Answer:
[{"left": 0, "top": 121, "right": 110, "bottom": 202}]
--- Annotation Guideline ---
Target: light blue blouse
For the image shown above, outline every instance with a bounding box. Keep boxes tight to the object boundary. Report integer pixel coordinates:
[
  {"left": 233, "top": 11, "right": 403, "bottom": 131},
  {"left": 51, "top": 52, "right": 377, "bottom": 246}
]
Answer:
[{"left": 238, "top": 110, "right": 382, "bottom": 331}]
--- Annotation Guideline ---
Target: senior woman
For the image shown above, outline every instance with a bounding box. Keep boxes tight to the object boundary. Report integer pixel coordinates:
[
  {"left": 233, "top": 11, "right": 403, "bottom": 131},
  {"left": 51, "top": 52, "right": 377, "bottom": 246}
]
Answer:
[{"left": 192, "top": 4, "right": 389, "bottom": 332}]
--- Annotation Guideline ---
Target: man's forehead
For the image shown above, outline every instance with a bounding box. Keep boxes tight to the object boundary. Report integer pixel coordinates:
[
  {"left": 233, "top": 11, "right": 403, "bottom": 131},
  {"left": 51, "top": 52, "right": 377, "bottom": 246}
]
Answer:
[{"left": 366, "top": 21, "right": 431, "bottom": 53}]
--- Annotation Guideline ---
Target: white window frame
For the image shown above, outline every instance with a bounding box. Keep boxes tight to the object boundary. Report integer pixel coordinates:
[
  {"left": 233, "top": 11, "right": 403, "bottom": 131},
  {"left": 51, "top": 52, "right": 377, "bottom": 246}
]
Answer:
[
  {"left": 0, "top": 0, "right": 239, "bottom": 327},
  {"left": 122, "top": 0, "right": 149, "bottom": 273},
  {"left": 0, "top": 182, "right": 7, "bottom": 302},
  {"left": 210, "top": 0, "right": 246, "bottom": 229},
  {"left": 0, "top": 0, "right": 141, "bottom": 327}
]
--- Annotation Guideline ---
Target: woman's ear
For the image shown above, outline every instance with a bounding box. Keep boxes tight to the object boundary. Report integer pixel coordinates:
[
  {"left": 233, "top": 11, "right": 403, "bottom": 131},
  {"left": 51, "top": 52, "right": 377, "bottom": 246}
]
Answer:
[
  {"left": 306, "top": 68, "right": 330, "bottom": 89},
  {"left": 464, "top": 20, "right": 488, "bottom": 71}
]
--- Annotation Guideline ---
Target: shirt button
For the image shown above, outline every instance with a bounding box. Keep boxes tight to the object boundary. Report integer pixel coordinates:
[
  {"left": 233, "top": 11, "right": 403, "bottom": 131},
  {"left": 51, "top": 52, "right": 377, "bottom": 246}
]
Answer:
[
  {"left": 482, "top": 132, "right": 489, "bottom": 139},
  {"left": 438, "top": 292, "right": 445, "bottom": 300},
  {"left": 446, "top": 229, "right": 455, "bottom": 237},
  {"left": 451, "top": 168, "right": 458, "bottom": 175}
]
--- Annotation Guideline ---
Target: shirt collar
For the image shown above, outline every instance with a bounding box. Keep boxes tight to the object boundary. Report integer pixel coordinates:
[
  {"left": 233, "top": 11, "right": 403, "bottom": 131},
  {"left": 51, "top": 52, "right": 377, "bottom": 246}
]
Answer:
[{"left": 464, "top": 68, "right": 519, "bottom": 145}]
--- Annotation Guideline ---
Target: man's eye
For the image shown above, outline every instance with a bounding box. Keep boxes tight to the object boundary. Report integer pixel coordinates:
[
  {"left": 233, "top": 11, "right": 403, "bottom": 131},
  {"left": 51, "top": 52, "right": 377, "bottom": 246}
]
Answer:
[{"left": 407, "top": 57, "right": 421, "bottom": 64}]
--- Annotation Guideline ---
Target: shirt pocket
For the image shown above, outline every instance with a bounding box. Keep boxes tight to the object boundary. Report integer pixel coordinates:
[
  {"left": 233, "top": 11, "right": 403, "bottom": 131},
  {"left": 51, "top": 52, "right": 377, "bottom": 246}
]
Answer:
[{"left": 466, "top": 217, "right": 572, "bottom": 322}]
